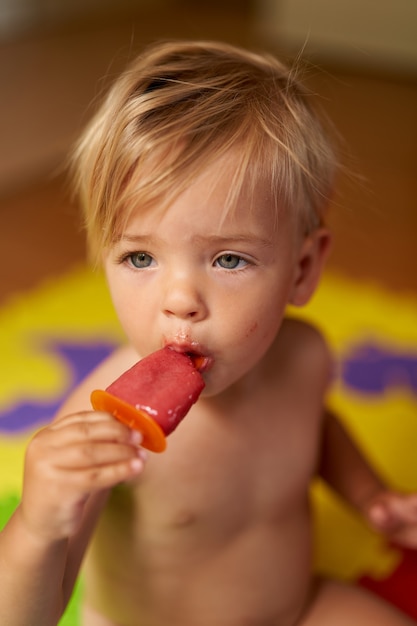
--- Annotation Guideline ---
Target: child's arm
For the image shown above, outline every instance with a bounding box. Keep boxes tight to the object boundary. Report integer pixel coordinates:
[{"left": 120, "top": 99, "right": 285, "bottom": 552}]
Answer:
[
  {"left": 319, "top": 408, "right": 417, "bottom": 548},
  {"left": 318, "top": 408, "right": 385, "bottom": 511},
  {"left": 0, "top": 488, "right": 106, "bottom": 625},
  {"left": 0, "top": 409, "right": 145, "bottom": 626}
]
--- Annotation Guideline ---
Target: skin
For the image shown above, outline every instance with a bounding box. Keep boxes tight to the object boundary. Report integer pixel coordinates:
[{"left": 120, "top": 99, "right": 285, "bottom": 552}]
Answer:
[{"left": 1, "top": 155, "right": 417, "bottom": 626}]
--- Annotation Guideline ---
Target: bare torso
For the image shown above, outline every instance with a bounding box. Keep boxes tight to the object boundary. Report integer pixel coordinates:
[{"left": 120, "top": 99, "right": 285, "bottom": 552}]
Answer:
[
  {"left": 67, "top": 318, "right": 415, "bottom": 626},
  {"left": 70, "top": 319, "right": 328, "bottom": 625}
]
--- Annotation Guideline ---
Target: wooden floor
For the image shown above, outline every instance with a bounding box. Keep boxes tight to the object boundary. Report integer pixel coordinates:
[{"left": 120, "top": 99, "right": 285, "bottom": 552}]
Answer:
[{"left": 0, "top": 6, "right": 416, "bottom": 304}]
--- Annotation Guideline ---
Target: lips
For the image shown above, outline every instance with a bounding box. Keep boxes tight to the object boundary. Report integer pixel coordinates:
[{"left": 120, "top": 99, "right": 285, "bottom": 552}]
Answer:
[
  {"left": 164, "top": 341, "right": 213, "bottom": 373},
  {"left": 188, "top": 353, "right": 211, "bottom": 373}
]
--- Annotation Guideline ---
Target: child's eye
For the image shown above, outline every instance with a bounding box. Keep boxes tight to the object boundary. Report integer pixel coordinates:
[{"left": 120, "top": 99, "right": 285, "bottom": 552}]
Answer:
[
  {"left": 128, "top": 252, "right": 154, "bottom": 268},
  {"left": 215, "top": 253, "right": 248, "bottom": 270}
]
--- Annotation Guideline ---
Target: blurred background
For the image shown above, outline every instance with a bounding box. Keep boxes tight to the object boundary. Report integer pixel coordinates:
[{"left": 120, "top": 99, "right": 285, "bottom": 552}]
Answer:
[{"left": 0, "top": 0, "right": 416, "bottom": 302}]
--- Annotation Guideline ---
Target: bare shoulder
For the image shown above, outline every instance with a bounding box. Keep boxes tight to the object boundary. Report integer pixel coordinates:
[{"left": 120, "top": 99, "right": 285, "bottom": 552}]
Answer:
[
  {"left": 281, "top": 316, "right": 330, "bottom": 353},
  {"left": 56, "top": 343, "right": 139, "bottom": 418},
  {"left": 277, "top": 316, "right": 333, "bottom": 385}
]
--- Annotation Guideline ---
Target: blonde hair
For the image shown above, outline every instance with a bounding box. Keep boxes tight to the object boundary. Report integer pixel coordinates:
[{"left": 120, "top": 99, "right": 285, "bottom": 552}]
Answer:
[{"left": 71, "top": 39, "right": 337, "bottom": 263}]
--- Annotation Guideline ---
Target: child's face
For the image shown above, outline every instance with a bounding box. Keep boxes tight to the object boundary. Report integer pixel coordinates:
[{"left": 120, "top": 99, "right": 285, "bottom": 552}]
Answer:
[{"left": 104, "top": 155, "right": 316, "bottom": 396}]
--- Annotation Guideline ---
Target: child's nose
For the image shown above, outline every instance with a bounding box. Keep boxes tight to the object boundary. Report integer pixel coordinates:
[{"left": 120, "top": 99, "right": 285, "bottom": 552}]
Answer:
[{"left": 162, "top": 273, "right": 208, "bottom": 321}]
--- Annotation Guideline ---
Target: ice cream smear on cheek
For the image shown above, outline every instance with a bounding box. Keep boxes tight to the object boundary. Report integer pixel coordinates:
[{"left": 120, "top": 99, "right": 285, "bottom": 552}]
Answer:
[{"left": 90, "top": 347, "right": 206, "bottom": 452}]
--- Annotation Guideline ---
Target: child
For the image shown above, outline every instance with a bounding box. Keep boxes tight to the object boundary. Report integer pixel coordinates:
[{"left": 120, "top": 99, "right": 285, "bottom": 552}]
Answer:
[{"left": 1, "top": 39, "right": 417, "bottom": 626}]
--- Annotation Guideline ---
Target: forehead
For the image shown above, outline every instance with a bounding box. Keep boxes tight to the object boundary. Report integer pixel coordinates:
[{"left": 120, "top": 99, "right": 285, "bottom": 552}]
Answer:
[{"left": 121, "top": 149, "right": 289, "bottom": 239}]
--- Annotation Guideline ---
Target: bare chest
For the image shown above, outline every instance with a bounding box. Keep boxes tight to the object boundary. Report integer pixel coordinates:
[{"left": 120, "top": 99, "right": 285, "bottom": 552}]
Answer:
[
  {"left": 126, "top": 384, "right": 321, "bottom": 538},
  {"left": 84, "top": 385, "right": 322, "bottom": 623}
]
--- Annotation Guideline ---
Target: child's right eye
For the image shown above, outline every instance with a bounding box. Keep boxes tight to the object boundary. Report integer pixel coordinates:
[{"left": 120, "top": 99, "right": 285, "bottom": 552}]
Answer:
[{"left": 128, "top": 252, "right": 154, "bottom": 268}]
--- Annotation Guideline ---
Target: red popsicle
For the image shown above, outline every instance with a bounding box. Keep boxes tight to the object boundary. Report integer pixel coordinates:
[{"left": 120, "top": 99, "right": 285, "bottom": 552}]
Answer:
[{"left": 90, "top": 347, "right": 205, "bottom": 452}]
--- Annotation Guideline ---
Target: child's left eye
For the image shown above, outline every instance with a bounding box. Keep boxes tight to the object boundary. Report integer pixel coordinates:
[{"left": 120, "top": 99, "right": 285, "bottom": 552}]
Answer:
[
  {"left": 215, "top": 254, "right": 248, "bottom": 270},
  {"left": 128, "top": 252, "right": 154, "bottom": 268}
]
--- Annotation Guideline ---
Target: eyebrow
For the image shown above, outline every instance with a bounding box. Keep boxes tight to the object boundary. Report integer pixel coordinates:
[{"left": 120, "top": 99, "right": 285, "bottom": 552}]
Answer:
[{"left": 119, "top": 233, "right": 275, "bottom": 248}]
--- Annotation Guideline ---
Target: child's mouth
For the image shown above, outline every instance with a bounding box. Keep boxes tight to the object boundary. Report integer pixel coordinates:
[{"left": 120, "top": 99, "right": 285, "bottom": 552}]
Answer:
[
  {"left": 166, "top": 344, "right": 212, "bottom": 373},
  {"left": 187, "top": 353, "right": 207, "bottom": 372}
]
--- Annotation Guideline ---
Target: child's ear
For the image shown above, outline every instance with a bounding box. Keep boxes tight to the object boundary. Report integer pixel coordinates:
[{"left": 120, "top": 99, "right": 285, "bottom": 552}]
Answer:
[{"left": 289, "top": 228, "right": 332, "bottom": 307}]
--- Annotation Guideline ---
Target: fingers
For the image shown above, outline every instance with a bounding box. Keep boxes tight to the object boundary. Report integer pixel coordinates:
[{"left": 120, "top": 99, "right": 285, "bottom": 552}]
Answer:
[
  {"left": 51, "top": 410, "right": 141, "bottom": 440},
  {"left": 366, "top": 492, "right": 417, "bottom": 548},
  {"left": 27, "top": 410, "right": 147, "bottom": 488},
  {"left": 20, "top": 410, "right": 148, "bottom": 541},
  {"left": 367, "top": 492, "right": 417, "bottom": 532},
  {"left": 389, "top": 493, "right": 417, "bottom": 525},
  {"left": 57, "top": 454, "right": 146, "bottom": 492},
  {"left": 49, "top": 411, "right": 143, "bottom": 446},
  {"left": 367, "top": 502, "right": 397, "bottom": 531},
  {"left": 53, "top": 440, "right": 143, "bottom": 470}
]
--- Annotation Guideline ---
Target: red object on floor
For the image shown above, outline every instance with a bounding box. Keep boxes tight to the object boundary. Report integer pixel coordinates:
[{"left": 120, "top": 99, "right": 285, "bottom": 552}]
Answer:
[{"left": 359, "top": 546, "right": 417, "bottom": 620}]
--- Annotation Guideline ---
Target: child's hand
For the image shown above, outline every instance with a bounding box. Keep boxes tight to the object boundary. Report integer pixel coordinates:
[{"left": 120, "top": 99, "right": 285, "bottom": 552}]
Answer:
[
  {"left": 365, "top": 490, "right": 417, "bottom": 548},
  {"left": 20, "top": 411, "right": 145, "bottom": 543}
]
